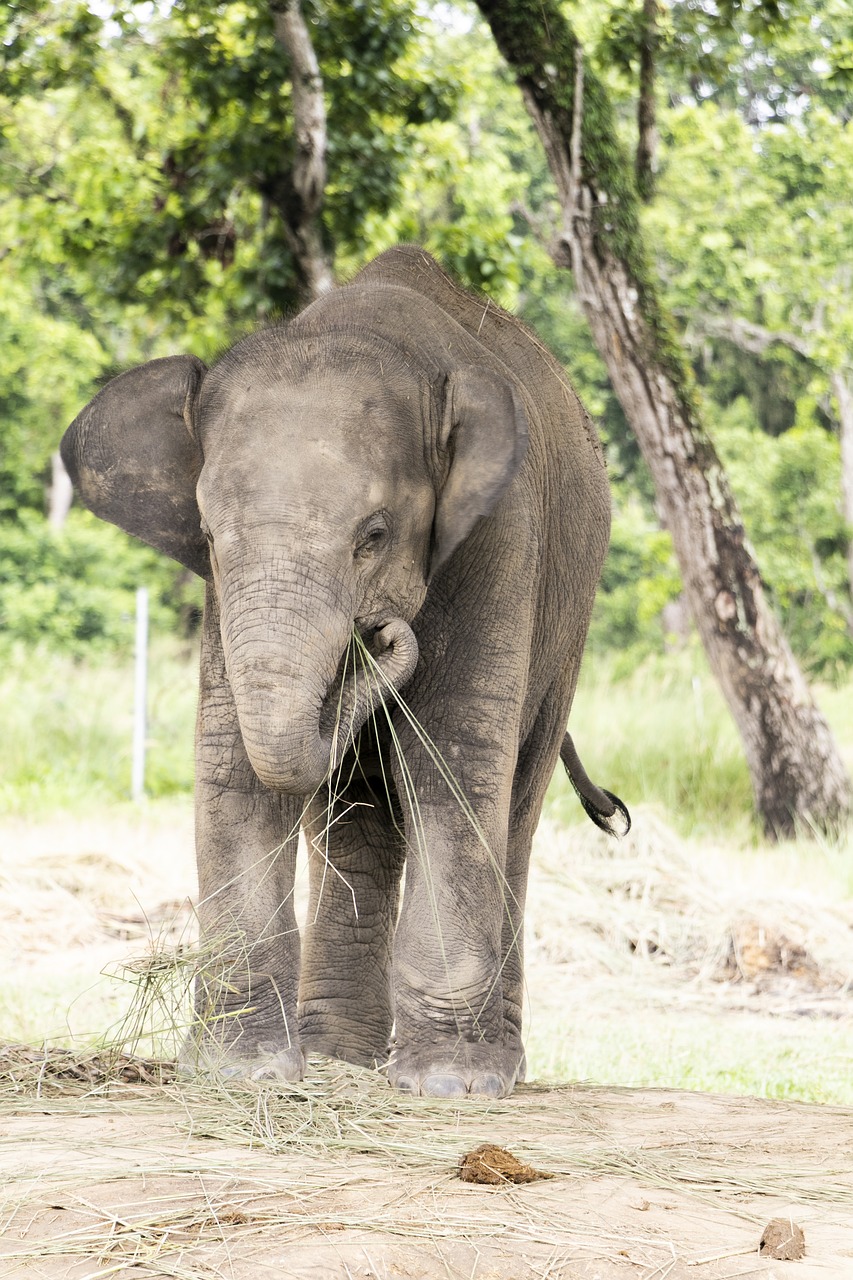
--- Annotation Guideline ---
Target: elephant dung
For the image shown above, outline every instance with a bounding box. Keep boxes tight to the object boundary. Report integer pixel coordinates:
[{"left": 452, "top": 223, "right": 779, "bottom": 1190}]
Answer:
[
  {"left": 758, "top": 1218, "right": 806, "bottom": 1260},
  {"left": 458, "top": 1143, "right": 554, "bottom": 1186}
]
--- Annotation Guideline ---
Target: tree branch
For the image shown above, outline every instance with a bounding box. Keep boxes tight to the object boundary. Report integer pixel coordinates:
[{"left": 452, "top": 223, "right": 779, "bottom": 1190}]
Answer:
[
  {"left": 683, "top": 312, "right": 813, "bottom": 360},
  {"left": 508, "top": 199, "right": 556, "bottom": 249},
  {"left": 269, "top": 0, "right": 334, "bottom": 300},
  {"left": 635, "top": 0, "right": 658, "bottom": 202},
  {"left": 567, "top": 43, "right": 584, "bottom": 227}
]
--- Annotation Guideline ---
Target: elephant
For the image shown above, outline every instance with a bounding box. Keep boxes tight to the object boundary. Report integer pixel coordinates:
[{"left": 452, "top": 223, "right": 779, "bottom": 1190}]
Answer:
[{"left": 61, "top": 245, "right": 628, "bottom": 1099}]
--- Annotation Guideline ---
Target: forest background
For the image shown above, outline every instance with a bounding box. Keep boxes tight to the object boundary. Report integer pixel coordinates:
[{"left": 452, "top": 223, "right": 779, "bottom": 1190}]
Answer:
[
  {"left": 1, "top": 0, "right": 852, "bottom": 825},
  {"left": 1, "top": 0, "right": 850, "bottom": 819},
  {"left": 2, "top": 0, "right": 853, "bottom": 1112}
]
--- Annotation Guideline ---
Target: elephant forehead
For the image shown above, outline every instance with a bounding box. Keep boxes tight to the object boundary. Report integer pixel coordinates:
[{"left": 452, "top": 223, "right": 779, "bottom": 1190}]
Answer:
[
  {"left": 204, "top": 375, "right": 425, "bottom": 468},
  {"left": 197, "top": 378, "right": 432, "bottom": 526}
]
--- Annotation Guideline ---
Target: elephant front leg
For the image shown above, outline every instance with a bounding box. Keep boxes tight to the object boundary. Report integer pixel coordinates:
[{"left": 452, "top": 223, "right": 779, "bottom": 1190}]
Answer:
[
  {"left": 298, "top": 777, "right": 405, "bottom": 1068},
  {"left": 388, "top": 792, "right": 525, "bottom": 1099},
  {"left": 183, "top": 588, "right": 305, "bottom": 1083}
]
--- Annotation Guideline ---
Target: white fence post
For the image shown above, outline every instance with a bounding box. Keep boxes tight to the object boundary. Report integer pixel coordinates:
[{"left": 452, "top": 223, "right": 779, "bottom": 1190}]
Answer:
[{"left": 132, "top": 586, "right": 149, "bottom": 802}]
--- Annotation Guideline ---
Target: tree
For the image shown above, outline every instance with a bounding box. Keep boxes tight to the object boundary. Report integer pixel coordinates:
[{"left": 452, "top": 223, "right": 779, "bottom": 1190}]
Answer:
[
  {"left": 474, "top": 0, "right": 850, "bottom": 838},
  {"left": 0, "top": 0, "right": 451, "bottom": 321},
  {"left": 268, "top": 0, "right": 333, "bottom": 299},
  {"left": 0, "top": 0, "right": 454, "bottom": 513}
]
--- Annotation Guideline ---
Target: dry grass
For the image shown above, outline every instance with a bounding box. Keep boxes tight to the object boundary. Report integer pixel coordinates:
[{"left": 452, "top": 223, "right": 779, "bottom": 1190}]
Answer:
[
  {"left": 2, "top": 1051, "right": 852, "bottom": 1280},
  {"left": 2, "top": 1047, "right": 852, "bottom": 1205},
  {"left": 529, "top": 807, "right": 853, "bottom": 1008},
  {"left": 2, "top": 802, "right": 853, "bottom": 1277}
]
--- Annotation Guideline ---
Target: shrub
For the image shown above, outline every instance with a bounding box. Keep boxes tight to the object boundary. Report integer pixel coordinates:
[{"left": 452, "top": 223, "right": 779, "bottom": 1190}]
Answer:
[{"left": 0, "top": 510, "right": 203, "bottom": 655}]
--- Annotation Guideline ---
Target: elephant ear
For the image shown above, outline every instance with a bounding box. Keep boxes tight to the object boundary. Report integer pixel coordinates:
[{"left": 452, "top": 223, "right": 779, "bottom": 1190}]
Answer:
[
  {"left": 60, "top": 355, "right": 209, "bottom": 577},
  {"left": 431, "top": 365, "right": 529, "bottom": 575}
]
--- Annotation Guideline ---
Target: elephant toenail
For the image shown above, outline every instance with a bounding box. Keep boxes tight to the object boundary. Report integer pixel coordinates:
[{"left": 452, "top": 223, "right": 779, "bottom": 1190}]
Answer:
[
  {"left": 421, "top": 1074, "right": 468, "bottom": 1098},
  {"left": 469, "top": 1073, "right": 506, "bottom": 1098}
]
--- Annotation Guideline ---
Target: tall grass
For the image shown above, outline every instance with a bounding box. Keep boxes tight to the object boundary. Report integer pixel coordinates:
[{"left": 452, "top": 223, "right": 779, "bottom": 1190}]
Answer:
[
  {"left": 0, "top": 640, "right": 198, "bottom": 814},
  {"left": 551, "top": 643, "right": 853, "bottom": 839},
  {"left": 548, "top": 646, "right": 753, "bottom": 838},
  {"left": 2, "top": 634, "right": 851, "bottom": 836}
]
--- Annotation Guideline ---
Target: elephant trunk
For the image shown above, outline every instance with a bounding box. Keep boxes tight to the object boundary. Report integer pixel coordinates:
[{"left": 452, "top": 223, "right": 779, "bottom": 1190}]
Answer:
[
  {"left": 223, "top": 586, "right": 418, "bottom": 795},
  {"left": 319, "top": 619, "right": 419, "bottom": 770}
]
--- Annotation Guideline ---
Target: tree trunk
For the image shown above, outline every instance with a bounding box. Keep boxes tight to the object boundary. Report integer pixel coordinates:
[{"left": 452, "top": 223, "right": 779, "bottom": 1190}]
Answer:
[
  {"left": 476, "top": 0, "right": 851, "bottom": 838},
  {"left": 635, "top": 0, "right": 658, "bottom": 202},
  {"left": 831, "top": 371, "right": 853, "bottom": 611},
  {"left": 269, "top": 0, "right": 334, "bottom": 301}
]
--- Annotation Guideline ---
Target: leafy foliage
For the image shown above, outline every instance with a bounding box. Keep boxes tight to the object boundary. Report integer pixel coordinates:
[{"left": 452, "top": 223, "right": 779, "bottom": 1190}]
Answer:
[
  {"left": 595, "top": 0, "right": 852, "bottom": 124},
  {"left": 1, "top": 0, "right": 451, "bottom": 319},
  {"left": 0, "top": 0, "right": 851, "bottom": 680},
  {"left": 715, "top": 400, "right": 853, "bottom": 675},
  {"left": 0, "top": 512, "right": 202, "bottom": 655},
  {"left": 587, "top": 502, "right": 682, "bottom": 668},
  {"left": 643, "top": 98, "right": 853, "bottom": 672}
]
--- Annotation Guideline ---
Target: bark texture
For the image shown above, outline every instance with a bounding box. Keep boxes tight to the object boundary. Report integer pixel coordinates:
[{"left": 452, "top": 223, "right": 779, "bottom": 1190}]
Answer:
[
  {"left": 476, "top": 0, "right": 851, "bottom": 838},
  {"left": 269, "top": 0, "right": 334, "bottom": 300},
  {"left": 831, "top": 371, "right": 853, "bottom": 608},
  {"left": 635, "top": 0, "right": 658, "bottom": 202}
]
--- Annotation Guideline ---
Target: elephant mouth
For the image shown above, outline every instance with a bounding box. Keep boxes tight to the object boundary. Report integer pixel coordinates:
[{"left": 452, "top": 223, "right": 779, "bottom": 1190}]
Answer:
[
  {"left": 233, "top": 615, "right": 418, "bottom": 796},
  {"left": 322, "top": 622, "right": 379, "bottom": 707},
  {"left": 317, "top": 618, "right": 419, "bottom": 771}
]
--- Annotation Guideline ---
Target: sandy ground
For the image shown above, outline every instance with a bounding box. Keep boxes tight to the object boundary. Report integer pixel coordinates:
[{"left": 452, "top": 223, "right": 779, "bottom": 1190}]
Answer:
[
  {"left": 2, "top": 1075, "right": 852, "bottom": 1278},
  {"left": 2, "top": 803, "right": 853, "bottom": 1278}
]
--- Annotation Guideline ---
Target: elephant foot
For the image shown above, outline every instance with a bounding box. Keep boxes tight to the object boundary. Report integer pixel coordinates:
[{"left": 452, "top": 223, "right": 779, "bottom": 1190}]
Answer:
[
  {"left": 179, "top": 1034, "right": 305, "bottom": 1085},
  {"left": 299, "top": 1000, "right": 392, "bottom": 1070},
  {"left": 300, "top": 1031, "right": 389, "bottom": 1070},
  {"left": 388, "top": 1038, "right": 524, "bottom": 1099}
]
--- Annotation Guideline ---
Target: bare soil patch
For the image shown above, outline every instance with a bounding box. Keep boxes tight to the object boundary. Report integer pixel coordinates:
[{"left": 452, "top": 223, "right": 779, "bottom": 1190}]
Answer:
[
  {"left": 1, "top": 1060, "right": 852, "bottom": 1279},
  {"left": 2, "top": 804, "right": 853, "bottom": 1277}
]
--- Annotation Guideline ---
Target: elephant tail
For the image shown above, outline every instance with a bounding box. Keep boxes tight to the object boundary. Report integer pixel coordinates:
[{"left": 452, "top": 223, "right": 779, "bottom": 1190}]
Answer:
[{"left": 560, "top": 733, "right": 631, "bottom": 836}]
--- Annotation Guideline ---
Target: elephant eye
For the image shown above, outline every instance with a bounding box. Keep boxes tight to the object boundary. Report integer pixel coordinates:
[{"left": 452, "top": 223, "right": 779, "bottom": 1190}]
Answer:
[
  {"left": 200, "top": 518, "right": 212, "bottom": 543},
  {"left": 355, "top": 512, "right": 391, "bottom": 559}
]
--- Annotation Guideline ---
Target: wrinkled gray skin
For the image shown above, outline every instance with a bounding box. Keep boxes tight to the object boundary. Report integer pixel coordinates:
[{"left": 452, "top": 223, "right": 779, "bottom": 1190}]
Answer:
[{"left": 61, "top": 247, "right": 622, "bottom": 1099}]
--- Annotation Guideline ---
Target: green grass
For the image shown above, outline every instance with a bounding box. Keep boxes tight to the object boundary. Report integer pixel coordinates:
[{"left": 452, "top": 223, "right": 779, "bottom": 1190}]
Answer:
[
  {"left": 553, "top": 643, "right": 853, "bottom": 839},
  {"left": 0, "top": 640, "right": 198, "bottom": 814},
  {"left": 0, "top": 963, "right": 132, "bottom": 1048},
  {"left": 3, "top": 633, "right": 850, "bottom": 839},
  {"left": 525, "top": 1005, "right": 853, "bottom": 1106},
  {"left": 558, "top": 647, "right": 753, "bottom": 837}
]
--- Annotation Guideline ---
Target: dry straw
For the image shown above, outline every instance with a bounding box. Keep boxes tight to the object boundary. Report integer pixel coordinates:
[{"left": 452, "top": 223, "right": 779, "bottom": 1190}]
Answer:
[
  {"left": 3, "top": 1045, "right": 852, "bottom": 1207},
  {"left": 2, "top": 1049, "right": 852, "bottom": 1280}
]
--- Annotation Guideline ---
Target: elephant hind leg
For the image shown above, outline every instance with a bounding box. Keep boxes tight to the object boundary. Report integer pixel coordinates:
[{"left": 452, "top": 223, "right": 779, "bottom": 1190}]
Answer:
[
  {"left": 501, "top": 683, "right": 580, "bottom": 1068},
  {"left": 299, "top": 771, "right": 405, "bottom": 1068}
]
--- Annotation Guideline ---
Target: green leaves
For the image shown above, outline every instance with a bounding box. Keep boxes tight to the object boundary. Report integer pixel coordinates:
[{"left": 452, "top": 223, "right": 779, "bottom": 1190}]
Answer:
[
  {"left": 715, "top": 404, "right": 853, "bottom": 675},
  {"left": 0, "top": 512, "right": 203, "bottom": 655},
  {"left": 2, "top": 0, "right": 851, "bottom": 677},
  {"left": 588, "top": 500, "right": 682, "bottom": 666}
]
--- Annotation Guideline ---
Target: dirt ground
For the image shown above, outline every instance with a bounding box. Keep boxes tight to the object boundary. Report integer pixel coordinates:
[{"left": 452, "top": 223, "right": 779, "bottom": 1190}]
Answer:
[
  {"left": 2, "top": 804, "right": 853, "bottom": 1278},
  {"left": 2, "top": 1072, "right": 852, "bottom": 1279}
]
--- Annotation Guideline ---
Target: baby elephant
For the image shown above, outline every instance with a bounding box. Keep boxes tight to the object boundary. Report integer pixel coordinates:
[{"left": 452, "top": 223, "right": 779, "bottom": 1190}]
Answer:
[{"left": 62, "top": 246, "right": 628, "bottom": 1098}]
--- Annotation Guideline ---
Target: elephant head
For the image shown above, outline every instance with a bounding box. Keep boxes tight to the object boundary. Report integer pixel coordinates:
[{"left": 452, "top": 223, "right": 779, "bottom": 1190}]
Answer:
[{"left": 61, "top": 289, "right": 529, "bottom": 795}]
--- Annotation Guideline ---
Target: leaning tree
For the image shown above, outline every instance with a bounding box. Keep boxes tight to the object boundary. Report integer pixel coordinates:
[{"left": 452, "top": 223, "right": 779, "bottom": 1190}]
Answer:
[{"left": 475, "top": 0, "right": 850, "bottom": 838}]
